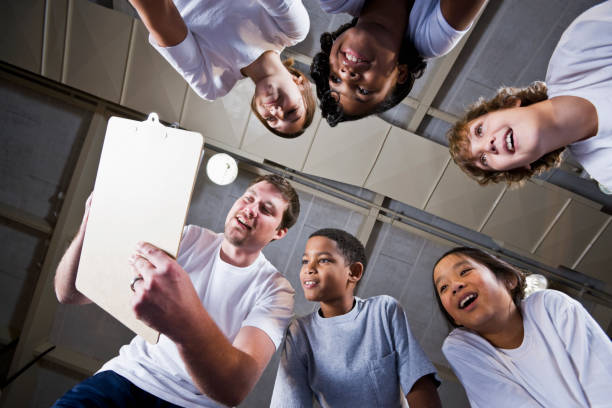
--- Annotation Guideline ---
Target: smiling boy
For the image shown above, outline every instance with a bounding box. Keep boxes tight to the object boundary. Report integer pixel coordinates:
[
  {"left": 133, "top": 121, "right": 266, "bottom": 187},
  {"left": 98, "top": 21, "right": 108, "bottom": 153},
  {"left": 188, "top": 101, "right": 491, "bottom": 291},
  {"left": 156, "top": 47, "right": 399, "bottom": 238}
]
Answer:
[
  {"left": 448, "top": 1, "right": 612, "bottom": 189},
  {"left": 271, "top": 228, "right": 441, "bottom": 408}
]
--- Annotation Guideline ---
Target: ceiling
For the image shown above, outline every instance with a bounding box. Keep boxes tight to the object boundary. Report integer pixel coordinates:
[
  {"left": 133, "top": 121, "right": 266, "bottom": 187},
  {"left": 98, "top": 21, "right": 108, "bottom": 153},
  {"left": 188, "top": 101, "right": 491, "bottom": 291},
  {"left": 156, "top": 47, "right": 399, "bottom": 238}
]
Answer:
[{"left": 1, "top": 0, "right": 610, "bottom": 297}]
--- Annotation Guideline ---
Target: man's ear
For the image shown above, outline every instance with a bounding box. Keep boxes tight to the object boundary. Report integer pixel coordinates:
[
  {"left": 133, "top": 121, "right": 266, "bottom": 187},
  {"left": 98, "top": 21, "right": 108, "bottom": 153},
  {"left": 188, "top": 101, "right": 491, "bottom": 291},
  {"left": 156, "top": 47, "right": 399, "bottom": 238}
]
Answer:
[
  {"left": 292, "top": 74, "right": 305, "bottom": 88},
  {"left": 271, "top": 227, "right": 288, "bottom": 242},
  {"left": 348, "top": 262, "right": 364, "bottom": 284},
  {"left": 505, "top": 275, "right": 518, "bottom": 291},
  {"left": 396, "top": 64, "right": 409, "bottom": 85}
]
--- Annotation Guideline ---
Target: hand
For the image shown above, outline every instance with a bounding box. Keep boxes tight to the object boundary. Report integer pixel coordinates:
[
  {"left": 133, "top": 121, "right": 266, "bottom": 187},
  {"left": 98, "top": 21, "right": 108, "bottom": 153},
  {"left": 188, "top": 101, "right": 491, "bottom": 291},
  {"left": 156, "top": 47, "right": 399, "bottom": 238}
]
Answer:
[{"left": 128, "top": 242, "right": 203, "bottom": 342}]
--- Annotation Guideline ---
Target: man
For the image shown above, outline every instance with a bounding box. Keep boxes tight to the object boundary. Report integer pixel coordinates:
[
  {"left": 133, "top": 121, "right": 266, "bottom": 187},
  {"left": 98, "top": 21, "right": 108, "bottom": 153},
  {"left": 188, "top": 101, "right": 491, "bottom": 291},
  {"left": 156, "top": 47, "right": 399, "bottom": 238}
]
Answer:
[
  {"left": 53, "top": 174, "right": 300, "bottom": 407},
  {"left": 448, "top": 1, "right": 611, "bottom": 190}
]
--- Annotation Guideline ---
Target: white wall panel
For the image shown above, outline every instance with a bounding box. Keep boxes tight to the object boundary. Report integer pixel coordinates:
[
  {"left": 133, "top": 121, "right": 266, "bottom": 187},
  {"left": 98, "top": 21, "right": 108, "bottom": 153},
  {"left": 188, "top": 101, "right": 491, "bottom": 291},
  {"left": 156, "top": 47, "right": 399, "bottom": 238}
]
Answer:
[
  {"left": 63, "top": 0, "right": 132, "bottom": 103},
  {"left": 303, "top": 117, "right": 389, "bottom": 186},
  {"left": 241, "top": 103, "right": 321, "bottom": 170},
  {"left": 180, "top": 80, "right": 253, "bottom": 148},
  {"left": 364, "top": 128, "right": 449, "bottom": 209},
  {"left": 575, "top": 220, "right": 612, "bottom": 285},
  {"left": 425, "top": 161, "right": 506, "bottom": 230},
  {"left": 120, "top": 20, "right": 187, "bottom": 123},
  {"left": 42, "top": 0, "right": 68, "bottom": 81},
  {"left": 481, "top": 182, "right": 570, "bottom": 253},
  {"left": 0, "top": 0, "right": 45, "bottom": 73},
  {"left": 534, "top": 200, "right": 608, "bottom": 269}
]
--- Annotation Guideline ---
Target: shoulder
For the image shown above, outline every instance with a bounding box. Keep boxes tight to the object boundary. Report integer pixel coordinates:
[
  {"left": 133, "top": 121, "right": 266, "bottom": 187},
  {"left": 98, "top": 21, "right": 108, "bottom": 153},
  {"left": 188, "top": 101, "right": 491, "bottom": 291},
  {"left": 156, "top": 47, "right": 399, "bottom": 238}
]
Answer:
[
  {"left": 318, "top": 0, "right": 365, "bottom": 16},
  {"left": 442, "top": 327, "right": 489, "bottom": 357},
  {"left": 524, "top": 289, "right": 577, "bottom": 314},
  {"left": 180, "top": 225, "right": 222, "bottom": 249}
]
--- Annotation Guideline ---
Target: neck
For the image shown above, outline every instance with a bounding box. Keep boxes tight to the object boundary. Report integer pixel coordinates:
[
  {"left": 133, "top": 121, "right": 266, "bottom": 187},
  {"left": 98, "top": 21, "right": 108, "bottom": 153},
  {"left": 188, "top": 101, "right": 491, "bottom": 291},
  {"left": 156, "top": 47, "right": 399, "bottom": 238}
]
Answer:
[
  {"left": 320, "top": 295, "right": 355, "bottom": 318},
  {"left": 357, "top": 0, "right": 410, "bottom": 48},
  {"left": 537, "top": 96, "right": 599, "bottom": 151},
  {"left": 479, "top": 304, "right": 524, "bottom": 349},
  {"left": 241, "top": 50, "right": 283, "bottom": 81},
  {"left": 219, "top": 239, "right": 261, "bottom": 268}
]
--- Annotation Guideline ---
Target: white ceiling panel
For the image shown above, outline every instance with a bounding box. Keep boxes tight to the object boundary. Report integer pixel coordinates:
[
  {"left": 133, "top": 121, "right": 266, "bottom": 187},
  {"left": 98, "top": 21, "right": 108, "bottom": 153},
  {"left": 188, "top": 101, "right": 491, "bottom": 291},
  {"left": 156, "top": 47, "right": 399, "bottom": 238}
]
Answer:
[
  {"left": 42, "top": 0, "right": 68, "bottom": 82},
  {"left": 241, "top": 102, "right": 321, "bottom": 170},
  {"left": 425, "top": 160, "right": 506, "bottom": 230},
  {"left": 364, "top": 128, "right": 449, "bottom": 209},
  {"left": 534, "top": 200, "right": 608, "bottom": 269},
  {"left": 120, "top": 20, "right": 187, "bottom": 124},
  {"left": 0, "top": 0, "right": 45, "bottom": 74},
  {"left": 63, "top": 0, "right": 131, "bottom": 103},
  {"left": 575, "top": 219, "right": 612, "bottom": 285},
  {"left": 303, "top": 117, "right": 389, "bottom": 186},
  {"left": 180, "top": 80, "right": 253, "bottom": 148},
  {"left": 481, "top": 182, "right": 571, "bottom": 254}
]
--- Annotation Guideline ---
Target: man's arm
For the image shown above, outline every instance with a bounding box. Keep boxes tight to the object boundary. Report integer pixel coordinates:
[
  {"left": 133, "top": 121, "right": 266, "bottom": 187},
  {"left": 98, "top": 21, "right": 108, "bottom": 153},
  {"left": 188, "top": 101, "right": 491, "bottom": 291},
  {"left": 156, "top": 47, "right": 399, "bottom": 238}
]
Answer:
[
  {"left": 54, "top": 195, "right": 93, "bottom": 305},
  {"left": 440, "top": 0, "right": 487, "bottom": 31},
  {"left": 130, "top": 242, "right": 275, "bottom": 406},
  {"left": 128, "top": 0, "right": 188, "bottom": 47},
  {"left": 406, "top": 374, "right": 442, "bottom": 408}
]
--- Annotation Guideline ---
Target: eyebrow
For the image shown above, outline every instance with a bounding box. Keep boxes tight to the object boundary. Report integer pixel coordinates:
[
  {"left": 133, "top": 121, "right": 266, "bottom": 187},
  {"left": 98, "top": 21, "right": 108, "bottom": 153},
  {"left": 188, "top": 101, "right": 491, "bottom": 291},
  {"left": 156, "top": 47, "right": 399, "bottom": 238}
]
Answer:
[{"left": 303, "top": 251, "right": 334, "bottom": 257}]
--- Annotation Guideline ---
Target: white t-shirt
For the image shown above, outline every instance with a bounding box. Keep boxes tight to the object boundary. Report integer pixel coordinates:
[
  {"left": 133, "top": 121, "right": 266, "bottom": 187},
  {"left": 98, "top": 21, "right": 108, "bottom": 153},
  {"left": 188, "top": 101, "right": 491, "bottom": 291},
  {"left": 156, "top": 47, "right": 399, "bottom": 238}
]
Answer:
[
  {"left": 546, "top": 1, "right": 612, "bottom": 190},
  {"left": 150, "top": 0, "right": 310, "bottom": 100},
  {"left": 99, "top": 225, "right": 295, "bottom": 407},
  {"left": 442, "top": 290, "right": 612, "bottom": 408},
  {"left": 318, "top": 0, "right": 469, "bottom": 59}
]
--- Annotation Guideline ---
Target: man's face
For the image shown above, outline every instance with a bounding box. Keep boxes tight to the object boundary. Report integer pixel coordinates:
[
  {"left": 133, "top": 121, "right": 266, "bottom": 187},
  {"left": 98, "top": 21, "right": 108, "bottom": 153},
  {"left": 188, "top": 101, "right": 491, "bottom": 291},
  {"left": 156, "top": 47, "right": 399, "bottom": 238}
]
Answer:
[
  {"left": 224, "top": 181, "right": 289, "bottom": 251},
  {"left": 466, "top": 102, "right": 546, "bottom": 171},
  {"left": 327, "top": 27, "right": 403, "bottom": 116}
]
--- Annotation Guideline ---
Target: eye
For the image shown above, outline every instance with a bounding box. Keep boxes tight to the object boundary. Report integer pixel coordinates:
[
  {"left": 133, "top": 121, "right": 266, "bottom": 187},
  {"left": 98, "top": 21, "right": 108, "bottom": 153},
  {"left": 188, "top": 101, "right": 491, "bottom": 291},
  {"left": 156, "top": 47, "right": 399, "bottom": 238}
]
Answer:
[
  {"left": 460, "top": 268, "right": 471, "bottom": 276},
  {"left": 261, "top": 206, "right": 272, "bottom": 215},
  {"left": 329, "top": 74, "right": 341, "bottom": 84},
  {"left": 319, "top": 258, "right": 332, "bottom": 264},
  {"left": 439, "top": 284, "right": 448, "bottom": 294},
  {"left": 475, "top": 124, "right": 483, "bottom": 136},
  {"left": 480, "top": 153, "right": 488, "bottom": 167},
  {"left": 301, "top": 258, "right": 308, "bottom": 265},
  {"left": 357, "top": 87, "right": 370, "bottom": 95}
]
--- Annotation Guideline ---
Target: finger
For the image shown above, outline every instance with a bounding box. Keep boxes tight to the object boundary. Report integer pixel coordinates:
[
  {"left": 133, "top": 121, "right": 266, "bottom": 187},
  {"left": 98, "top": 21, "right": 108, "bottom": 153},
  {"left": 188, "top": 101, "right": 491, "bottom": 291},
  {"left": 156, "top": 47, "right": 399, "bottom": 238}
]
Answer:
[
  {"left": 135, "top": 242, "right": 172, "bottom": 268},
  {"left": 129, "top": 273, "right": 144, "bottom": 293},
  {"left": 128, "top": 253, "right": 156, "bottom": 282}
]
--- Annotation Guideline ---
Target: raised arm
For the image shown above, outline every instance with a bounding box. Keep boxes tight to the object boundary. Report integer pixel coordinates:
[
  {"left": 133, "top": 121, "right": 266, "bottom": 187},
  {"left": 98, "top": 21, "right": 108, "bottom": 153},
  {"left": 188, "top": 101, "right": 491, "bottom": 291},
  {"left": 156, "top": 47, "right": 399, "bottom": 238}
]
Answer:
[
  {"left": 54, "top": 195, "right": 93, "bottom": 305},
  {"left": 128, "top": 0, "right": 188, "bottom": 47},
  {"left": 440, "top": 0, "right": 487, "bottom": 30},
  {"left": 129, "top": 242, "right": 277, "bottom": 406}
]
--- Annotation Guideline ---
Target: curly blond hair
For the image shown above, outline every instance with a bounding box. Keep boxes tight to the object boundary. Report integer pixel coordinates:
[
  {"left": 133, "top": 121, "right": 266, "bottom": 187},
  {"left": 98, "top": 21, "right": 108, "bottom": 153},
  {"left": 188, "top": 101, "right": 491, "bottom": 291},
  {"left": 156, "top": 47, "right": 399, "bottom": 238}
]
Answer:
[{"left": 448, "top": 82, "right": 564, "bottom": 186}]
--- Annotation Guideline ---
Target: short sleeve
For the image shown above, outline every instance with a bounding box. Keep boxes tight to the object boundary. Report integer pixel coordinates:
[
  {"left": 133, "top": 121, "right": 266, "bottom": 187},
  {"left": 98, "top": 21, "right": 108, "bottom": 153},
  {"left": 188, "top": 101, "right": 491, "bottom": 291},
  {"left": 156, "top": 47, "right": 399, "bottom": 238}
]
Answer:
[
  {"left": 442, "top": 334, "right": 535, "bottom": 408},
  {"left": 409, "top": 0, "right": 468, "bottom": 59},
  {"left": 386, "top": 297, "right": 438, "bottom": 395},
  {"left": 149, "top": 29, "right": 223, "bottom": 100},
  {"left": 242, "top": 274, "right": 295, "bottom": 349},
  {"left": 270, "top": 320, "right": 314, "bottom": 407},
  {"left": 258, "top": 0, "right": 310, "bottom": 43},
  {"left": 543, "top": 290, "right": 612, "bottom": 406}
]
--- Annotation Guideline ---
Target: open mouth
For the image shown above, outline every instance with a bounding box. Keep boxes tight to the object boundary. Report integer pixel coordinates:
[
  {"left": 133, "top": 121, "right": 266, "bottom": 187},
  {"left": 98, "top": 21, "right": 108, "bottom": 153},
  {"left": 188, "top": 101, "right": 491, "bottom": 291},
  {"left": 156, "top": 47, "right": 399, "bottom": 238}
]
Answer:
[
  {"left": 458, "top": 293, "right": 478, "bottom": 309},
  {"left": 236, "top": 216, "right": 252, "bottom": 230},
  {"left": 303, "top": 280, "right": 318, "bottom": 289},
  {"left": 505, "top": 129, "right": 515, "bottom": 152},
  {"left": 341, "top": 48, "right": 370, "bottom": 67}
]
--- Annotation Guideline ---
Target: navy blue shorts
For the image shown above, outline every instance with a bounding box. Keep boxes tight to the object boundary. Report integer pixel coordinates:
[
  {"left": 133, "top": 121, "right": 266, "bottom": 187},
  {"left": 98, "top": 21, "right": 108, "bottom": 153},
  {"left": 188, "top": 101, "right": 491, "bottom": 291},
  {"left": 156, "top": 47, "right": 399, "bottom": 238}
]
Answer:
[{"left": 52, "top": 371, "right": 182, "bottom": 408}]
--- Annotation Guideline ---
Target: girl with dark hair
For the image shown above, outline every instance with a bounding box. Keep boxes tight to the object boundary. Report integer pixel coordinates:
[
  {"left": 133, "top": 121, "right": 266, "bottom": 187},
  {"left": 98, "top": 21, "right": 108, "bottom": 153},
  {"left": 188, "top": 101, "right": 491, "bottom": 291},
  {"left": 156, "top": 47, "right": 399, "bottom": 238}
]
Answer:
[
  {"left": 128, "top": 0, "right": 315, "bottom": 138},
  {"left": 311, "top": 0, "right": 486, "bottom": 126},
  {"left": 432, "top": 247, "right": 612, "bottom": 408}
]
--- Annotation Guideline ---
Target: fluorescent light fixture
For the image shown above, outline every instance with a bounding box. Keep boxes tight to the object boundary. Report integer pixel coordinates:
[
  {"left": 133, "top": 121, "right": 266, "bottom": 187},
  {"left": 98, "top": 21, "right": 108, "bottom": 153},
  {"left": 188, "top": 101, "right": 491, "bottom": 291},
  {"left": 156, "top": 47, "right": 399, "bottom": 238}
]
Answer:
[{"left": 206, "top": 153, "right": 238, "bottom": 185}]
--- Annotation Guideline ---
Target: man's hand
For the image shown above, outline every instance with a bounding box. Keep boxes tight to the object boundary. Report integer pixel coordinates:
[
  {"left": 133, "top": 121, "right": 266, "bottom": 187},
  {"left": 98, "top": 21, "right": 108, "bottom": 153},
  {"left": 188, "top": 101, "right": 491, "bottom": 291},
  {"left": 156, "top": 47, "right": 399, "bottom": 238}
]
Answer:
[{"left": 128, "top": 242, "right": 202, "bottom": 342}]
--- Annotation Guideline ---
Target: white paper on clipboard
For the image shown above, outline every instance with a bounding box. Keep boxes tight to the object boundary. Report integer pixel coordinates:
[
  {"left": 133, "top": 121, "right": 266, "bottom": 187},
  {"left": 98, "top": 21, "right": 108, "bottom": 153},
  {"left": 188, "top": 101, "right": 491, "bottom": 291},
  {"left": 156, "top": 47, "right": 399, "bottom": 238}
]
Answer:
[{"left": 76, "top": 113, "right": 204, "bottom": 344}]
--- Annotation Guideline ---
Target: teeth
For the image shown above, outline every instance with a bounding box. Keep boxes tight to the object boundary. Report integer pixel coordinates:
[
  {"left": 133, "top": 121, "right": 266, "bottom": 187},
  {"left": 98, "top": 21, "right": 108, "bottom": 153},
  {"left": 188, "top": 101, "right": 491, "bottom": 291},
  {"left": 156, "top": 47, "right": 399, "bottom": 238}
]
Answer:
[
  {"left": 346, "top": 54, "right": 362, "bottom": 63},
  {"left": 237, "top": 216, "right": 250, "bottom": 228},
  {"left": 460, "top": 294, "right": 476, "bottom": 309},
  {"left": 304, "top": 281, "right": 316, "bottom": 286},
  {"left": 506, "top": 130, "right": 514, "bottom": 151}
]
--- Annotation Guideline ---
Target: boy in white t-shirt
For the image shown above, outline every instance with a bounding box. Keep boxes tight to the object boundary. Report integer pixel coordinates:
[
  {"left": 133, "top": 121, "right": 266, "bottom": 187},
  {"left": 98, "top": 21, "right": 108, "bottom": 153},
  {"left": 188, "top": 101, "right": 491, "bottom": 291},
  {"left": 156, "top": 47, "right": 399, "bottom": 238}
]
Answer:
[
  {"left": 53, "top": 174, "right": 300, "bottom": 407},
  {"left": 448, "top": 1, "right": 612, "bottom": 191}
]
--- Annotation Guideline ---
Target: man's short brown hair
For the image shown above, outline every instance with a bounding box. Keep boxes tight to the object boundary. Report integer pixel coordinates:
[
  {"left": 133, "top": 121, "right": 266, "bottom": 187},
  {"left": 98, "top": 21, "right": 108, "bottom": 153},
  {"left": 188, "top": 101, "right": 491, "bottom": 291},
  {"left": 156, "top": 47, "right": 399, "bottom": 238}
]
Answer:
[
  {"left": 448, "top": 81, "right": 564, "bottom": 186},
  {"left": 250, "top": 174, "right": 300, "bottom": 230}
]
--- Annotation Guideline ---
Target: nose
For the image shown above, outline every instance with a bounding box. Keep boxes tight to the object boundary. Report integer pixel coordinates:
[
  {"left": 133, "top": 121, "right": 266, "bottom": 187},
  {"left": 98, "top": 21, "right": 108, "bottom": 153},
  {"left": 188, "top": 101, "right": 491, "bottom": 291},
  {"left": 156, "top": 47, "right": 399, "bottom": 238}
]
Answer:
[
  {"left": 451, "top": 281, "right": 465, "bottom": 295},
  {"left": 339, "top": 67, "right": 360, "bottom": 82},
  {"left": 268, "top": 105, "right": 284, "bottom": 120},
  {"left": 244, "top": 203, "right": 258, "bottom": 219},
  {"left": 302, "top": 259, "right": 316, "bottom": 274}
]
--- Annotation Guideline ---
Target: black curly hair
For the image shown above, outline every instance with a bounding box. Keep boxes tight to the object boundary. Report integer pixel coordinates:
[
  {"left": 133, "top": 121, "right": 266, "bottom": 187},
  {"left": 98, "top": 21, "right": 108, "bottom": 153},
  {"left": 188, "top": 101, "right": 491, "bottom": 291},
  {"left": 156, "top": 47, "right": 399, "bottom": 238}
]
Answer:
[{"left": 310, "top": 17, "right": 427, "bottom": 127}]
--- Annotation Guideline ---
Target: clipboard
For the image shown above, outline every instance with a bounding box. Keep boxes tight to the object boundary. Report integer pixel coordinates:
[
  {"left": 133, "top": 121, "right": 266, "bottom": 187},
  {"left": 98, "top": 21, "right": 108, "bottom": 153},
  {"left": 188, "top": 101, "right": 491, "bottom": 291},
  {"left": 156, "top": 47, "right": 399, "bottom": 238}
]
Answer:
[{"left": 76, "top": 113, "right": 204, "bottom": 344}]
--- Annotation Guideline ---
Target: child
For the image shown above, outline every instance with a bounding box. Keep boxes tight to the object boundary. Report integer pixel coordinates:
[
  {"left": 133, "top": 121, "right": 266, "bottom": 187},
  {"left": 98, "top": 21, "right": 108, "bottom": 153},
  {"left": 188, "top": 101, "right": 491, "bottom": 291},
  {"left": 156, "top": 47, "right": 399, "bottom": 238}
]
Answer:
[
  {"left": 271, "top": 228, "right": 441, "bottom": 407},
  {"left": 128, "top": 0, "right": 315, "bottom": 138},
  {"left": 433, "top": 247, "right": 612, "bottom": 408},
  {"left": 310, "top": 0, "right": 486, "bottom": 126},
  {"left": 447, "top": 1, "right": 612, "bottom": 190}
]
